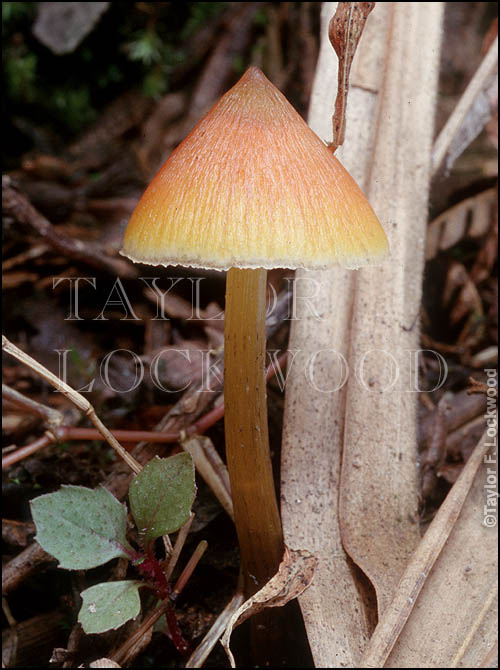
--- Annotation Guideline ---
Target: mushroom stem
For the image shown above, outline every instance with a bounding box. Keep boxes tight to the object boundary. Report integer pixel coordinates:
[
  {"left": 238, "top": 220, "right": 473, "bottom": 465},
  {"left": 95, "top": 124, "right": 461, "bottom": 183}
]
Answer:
[{"left": 224, "top": 267, "right": 283, "bottom": 595}]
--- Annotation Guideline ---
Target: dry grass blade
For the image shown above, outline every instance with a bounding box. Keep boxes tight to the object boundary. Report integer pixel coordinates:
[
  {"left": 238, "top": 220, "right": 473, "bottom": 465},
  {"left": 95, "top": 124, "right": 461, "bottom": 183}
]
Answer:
[
  {"left": 181, "top": 436, "right": 233, "bottom": 521},
  {"left": 367, "top": 430, "right": 497, "bottom": 667},
  {"left": 185, "top": 592, "right": 244, "bottom": 668},
  {"left": 2, "top": 336, "right": 142, "bottom": 475},
  {"left": 432, "top": 35, "right": 498, "bottom": 175}
]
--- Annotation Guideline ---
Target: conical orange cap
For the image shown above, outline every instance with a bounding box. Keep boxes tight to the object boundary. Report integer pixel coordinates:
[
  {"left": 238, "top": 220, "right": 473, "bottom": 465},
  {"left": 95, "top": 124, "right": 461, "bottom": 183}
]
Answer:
[{"left": 121, "top": 66, "right": 388, "bottom": 270}]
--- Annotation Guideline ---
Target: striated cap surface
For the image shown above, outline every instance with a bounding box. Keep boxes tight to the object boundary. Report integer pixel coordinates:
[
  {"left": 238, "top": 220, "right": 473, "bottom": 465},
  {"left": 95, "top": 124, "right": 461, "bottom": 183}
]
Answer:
[{"left": 121, "top": 66, "right": 388, "bottom": 270}]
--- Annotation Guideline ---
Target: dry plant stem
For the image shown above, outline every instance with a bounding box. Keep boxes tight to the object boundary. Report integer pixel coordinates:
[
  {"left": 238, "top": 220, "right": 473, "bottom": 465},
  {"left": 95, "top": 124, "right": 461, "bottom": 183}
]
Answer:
[
  {"left": 2, "top": 177, "right": 137, "bottom": 279},
  {"left": 172, "top": 540, "right": 208, "bottom": 596},
  {"left": 186, "top": 591, "right": 245, "bottom": 668},
  {"left": 164, "top": 513, "right": 194, "bottom": 581},
  {"left": 182, "top": 437, "right": 234, "bottom": 521},
  {"left": 112, "top": 602, "right": 168, "bottom": 665},
  {"left": 162, "top": 535, "right": 173, "bottom": 560},
  {"left": 360, "top": 430, "right": 492, "bottom": 668},
  {"left": 1, "top": 336, "right": 141, "bottom": 475},
  {"left": 2, "top": 542, "right": 54, "bottom": 595},
  {"left": 2, "top": 384, "right": 64, "bottom": 431},
  {"left": 2, "top": 243, "right": 48, "bottom": 271},
  {"left": 1, "top": 353, "right": 289, "bottom": 471},
  {"left": 2, "top": 434, "right": 53, "bottom": 469},
  {"left": 224, "top": 268, "right": 283, "bottom": 595}
]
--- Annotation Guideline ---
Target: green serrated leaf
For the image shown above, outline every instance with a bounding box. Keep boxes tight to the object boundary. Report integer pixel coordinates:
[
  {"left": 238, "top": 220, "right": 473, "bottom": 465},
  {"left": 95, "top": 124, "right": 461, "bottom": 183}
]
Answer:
[
  {"left": 30, "top": 485, "right": 132, "bottom": 569},
  {"left": 129, "top": 454, "right": 196, "bottom": 547},
  {"left": 79, "top": 580, "right": 142, "bottom": 634}
]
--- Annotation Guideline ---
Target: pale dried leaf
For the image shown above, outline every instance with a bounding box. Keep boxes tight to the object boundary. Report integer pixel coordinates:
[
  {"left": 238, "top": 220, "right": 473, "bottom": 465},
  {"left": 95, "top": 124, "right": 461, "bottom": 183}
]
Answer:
[
  {"left": 281, "top": 4, "right": 389, "bottom": 666},
  {"left": 339, "top": 1, "right": 443, "bottom": 617},
  {"left": 358, "top": 431, "right": 497, "bottom": 667},
  {"left": 328, "top": 1, "right": 375, "bottom": 148},
  {"left": 443, "top": 262, "right": 484, "bottom": 326},
  {"left": 220, "top": 547, "right": 317, "bottom": 667},
  {"left": 479, "top": 641, "right": 498, "bottom": 668},
  {"left": 426, "top": 188, "right": 497, "bottom": 260},
  {"left": 282, "top": 2, "right": 443, "bottom": 665},
  {"left": 432, "top": 36, "right": 498, "bottom": 174}
]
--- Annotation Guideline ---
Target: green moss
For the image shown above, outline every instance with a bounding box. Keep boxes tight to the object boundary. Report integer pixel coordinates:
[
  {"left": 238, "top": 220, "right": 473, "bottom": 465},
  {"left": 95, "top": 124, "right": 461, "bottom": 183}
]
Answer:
[
  {"left": 181, "top": 2, "right": 227, "bottom": 40},
  {"left": 2, "top": 2, "right": 35, "bottom": 30},
  {"left": 4, "top": 48, "right": 37, "bottom": 102}
]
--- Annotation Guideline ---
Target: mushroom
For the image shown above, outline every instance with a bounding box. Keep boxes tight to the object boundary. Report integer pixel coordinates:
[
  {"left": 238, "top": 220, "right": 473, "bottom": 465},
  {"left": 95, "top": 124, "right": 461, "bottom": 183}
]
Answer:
[{"left": 121, "top": 66, "right": 388, "bottom": 596}]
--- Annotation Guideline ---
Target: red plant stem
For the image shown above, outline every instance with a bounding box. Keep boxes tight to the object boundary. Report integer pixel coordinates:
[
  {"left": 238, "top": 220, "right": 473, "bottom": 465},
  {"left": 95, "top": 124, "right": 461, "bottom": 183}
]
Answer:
[
  {"left": 134, "top": 549, "right": 172, "bottom": 601},
  {"left": 2, "top": 351, "right": 289, "bottom": 469},
  {"left": 63, "top": 427, "right": 178, "bottom": 444},
  {"left": 2, "top": 434, "right": 53, "bottom": 468},
  {"left": 133, "top": 549, "right": 189, "bottom": 655},
  {"left": 164, "top": 604, "right": 190, "bottom": 656}
]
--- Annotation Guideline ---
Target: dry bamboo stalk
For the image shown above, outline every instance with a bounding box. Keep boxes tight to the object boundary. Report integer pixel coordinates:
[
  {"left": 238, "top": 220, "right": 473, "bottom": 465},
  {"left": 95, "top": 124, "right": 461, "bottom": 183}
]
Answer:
[
  {"left": 281, "top": 2, "right": 444, "bottom": 666},
  {"left": 339, "top": 1, "right": 444, "bottom": 616},
  {"left": 281, "top": 3, "right": 388, "bottom": 666}
]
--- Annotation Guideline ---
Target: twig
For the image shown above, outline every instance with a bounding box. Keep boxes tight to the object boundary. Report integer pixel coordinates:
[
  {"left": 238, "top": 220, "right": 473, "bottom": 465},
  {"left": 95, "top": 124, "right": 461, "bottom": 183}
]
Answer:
[
  {"left": 421, "top": 392, "right": 453, "bottom": 499},
  {"left": 2, "top": 542, "right": 55, "bottom": 595},
  {"left": 2, "top": 336, "right": 142, "bottom": 475},
  {"left": 188, "top": 3, "right": 259, "bottom": 121},
  {"left": 2, "top": 384, "right": 64, "bottom": 433},
  {"left": 2, "top": 244, "right": 48, "bottom": 271},
  {"left": 69, "top": 88, "right": 152, "bottom": 160},
  {"left": 2, "top": 434, "right": 53, "bottom": 469},
  {"left": 111, "top": 601, "right": 169, "bottom": 665},
  {"left": 2, "top": 176, "right": 137, "bottom": 279},
  {"left": 1, "top": 352, "right": 289, "bottom": 470},
  {"left": 419, "top": 390, "right": 487, "bottom": 449},
  {"left": 467, "top": 376, "right": 491, "bottom": 396}
]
